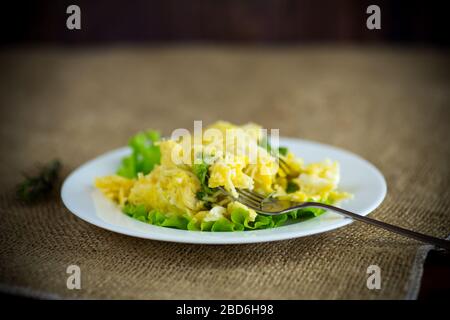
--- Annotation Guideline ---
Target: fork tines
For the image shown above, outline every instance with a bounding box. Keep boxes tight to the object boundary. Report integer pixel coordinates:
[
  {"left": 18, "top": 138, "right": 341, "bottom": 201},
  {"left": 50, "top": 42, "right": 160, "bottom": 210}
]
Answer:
[
  {"left": 218, "top": 186, "right": 273, "bottom": 210},
  {"left": 237, "top": 188, "right": 277, "bottom": 209},
  {"left": 236, "top": 189, "right": 263, "bottom": 209}
]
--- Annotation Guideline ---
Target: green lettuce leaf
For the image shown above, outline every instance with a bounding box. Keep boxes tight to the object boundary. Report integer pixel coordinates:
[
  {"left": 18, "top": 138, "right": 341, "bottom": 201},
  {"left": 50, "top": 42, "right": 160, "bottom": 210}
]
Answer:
[
  {"left": 160, "top": 215, "right": 190, "bottom": 229},
  {"left": 211, "top": 218, "right": 236, "bottom": 231},
  {"left": 121, "top": 198, "right": 329, "bottom": 231},
  {"left": 117, "top": 130, "right": 161, "bottom": 178}
]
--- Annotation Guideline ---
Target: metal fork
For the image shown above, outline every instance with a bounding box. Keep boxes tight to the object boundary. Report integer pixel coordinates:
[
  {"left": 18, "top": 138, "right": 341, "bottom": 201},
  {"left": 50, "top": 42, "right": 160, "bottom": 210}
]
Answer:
[{"left": 218, "top": 187, "right": 450, "bottom": 250}]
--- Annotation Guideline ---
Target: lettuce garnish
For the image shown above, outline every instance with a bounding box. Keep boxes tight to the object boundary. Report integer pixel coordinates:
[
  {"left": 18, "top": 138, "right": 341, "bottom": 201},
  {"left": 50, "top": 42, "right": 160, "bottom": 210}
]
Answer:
[
  {"left": 122, "top": 203, "right": 325, "bottom": 232},
  {"left": 117, "top": 130, "right": 161, "bottom": 178}
]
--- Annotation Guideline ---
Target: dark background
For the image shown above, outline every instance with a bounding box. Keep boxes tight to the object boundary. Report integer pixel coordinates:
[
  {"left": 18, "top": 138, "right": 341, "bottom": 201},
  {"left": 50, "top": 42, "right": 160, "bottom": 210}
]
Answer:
[{"left": 2, "top": 0, "right": 449, "bottom": 46}]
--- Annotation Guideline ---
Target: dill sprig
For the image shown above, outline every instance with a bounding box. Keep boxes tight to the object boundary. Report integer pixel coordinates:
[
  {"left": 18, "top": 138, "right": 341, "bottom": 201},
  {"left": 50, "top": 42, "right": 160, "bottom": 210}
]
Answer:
[{"left": 16, "top": 160, "right": 62, "bottom": 203}]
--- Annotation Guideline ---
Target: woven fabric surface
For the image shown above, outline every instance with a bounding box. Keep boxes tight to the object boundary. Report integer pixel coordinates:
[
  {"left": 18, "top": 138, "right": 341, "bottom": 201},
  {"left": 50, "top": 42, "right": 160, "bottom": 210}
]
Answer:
[{"left": 0, "top": 46, "right": 449, "bottom": 299}]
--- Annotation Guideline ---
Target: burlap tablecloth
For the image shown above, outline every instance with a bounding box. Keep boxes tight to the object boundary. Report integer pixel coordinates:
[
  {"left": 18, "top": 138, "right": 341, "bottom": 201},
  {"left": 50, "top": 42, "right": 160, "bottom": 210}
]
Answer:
[{"left": 0, "top": 46, "right": 449, "bottom": 299}]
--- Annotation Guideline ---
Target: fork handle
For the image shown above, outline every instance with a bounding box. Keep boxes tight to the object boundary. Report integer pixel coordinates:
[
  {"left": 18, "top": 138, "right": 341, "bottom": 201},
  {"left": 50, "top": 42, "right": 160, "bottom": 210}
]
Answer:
[{"left": 299, "top": 202, "right": 450, "bottom": 250}]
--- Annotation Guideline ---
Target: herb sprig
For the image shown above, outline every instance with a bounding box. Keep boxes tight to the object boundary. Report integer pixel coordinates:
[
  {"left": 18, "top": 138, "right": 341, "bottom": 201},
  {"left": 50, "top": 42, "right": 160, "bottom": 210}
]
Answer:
[{"left": 16, "top": 160, "right": 62, "bottom": 203}]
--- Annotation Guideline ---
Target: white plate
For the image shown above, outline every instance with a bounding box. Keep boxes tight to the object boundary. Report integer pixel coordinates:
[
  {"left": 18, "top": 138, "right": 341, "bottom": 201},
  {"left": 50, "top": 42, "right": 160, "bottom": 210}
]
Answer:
[{"left": 61, "top": 137, "right": 386, "bottom": 244}]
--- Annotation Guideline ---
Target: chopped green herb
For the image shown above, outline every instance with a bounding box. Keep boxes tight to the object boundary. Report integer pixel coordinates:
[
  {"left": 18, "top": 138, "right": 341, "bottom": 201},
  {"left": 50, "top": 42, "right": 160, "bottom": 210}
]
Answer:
[
  {"left": 278, "top": 146, "right": 289, "bottom": 156},
  {"left": 193, "top": 159, "right": 217, "bottom": 209},
  {"left": 196, "top": 191, "right": 207, "bottom": 200},
  {"left": 193, "top": 159, "right": 216, "bottom": 197},
  {"left": 193, "top": 162, "right": 210, "bottom": 192},
  {"left": 286, "top": 181, "right": 299, "bottom": 193},
  {"left": 259, "top": 135, "right": 272, "bottom": 152}
]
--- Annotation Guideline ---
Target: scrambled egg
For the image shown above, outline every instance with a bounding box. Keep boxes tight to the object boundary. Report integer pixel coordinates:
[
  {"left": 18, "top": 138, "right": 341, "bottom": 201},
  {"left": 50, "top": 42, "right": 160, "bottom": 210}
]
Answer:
[
  {"left": 94, "top": 175, "right": 134, "bottom": 206},
  {"left": 95, "top": 121, "right": 350, "bottom": 223},
  {"left": 127, "top": 167, "right": 202, "bottom": 215}
]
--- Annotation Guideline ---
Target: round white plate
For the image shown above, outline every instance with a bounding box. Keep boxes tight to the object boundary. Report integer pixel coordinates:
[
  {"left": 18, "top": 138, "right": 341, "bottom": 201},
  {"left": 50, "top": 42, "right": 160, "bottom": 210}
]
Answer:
[{"left": 61, "top": 137, "right": 386, "bottom": 244}]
